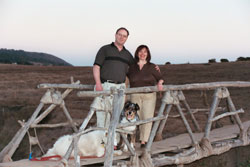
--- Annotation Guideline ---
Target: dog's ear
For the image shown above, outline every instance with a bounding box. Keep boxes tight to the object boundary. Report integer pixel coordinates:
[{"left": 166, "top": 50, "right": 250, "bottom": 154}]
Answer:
[
  {"left": 135, "top": 103, "right": 140, "bottom": 111},
  {"left": 124, "top": 101, "right": 131, "bottom": 109}
]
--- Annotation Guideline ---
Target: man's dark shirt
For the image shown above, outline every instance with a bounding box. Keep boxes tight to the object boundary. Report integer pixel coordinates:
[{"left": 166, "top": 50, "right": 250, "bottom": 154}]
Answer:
[{"left": 94, "top": 42, "right": 134, "bottom": 83}]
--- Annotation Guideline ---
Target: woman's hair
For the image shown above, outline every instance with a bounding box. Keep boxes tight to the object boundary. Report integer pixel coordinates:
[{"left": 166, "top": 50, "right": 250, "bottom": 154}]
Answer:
[{"left": 134, "top": 45, "right": 151, "bottom": 63}]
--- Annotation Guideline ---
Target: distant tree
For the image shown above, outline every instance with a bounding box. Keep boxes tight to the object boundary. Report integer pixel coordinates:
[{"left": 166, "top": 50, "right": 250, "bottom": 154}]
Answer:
[
  {"left": 165, "top": 62, "right": 171, "bottom": 65},
  {"left": 246, "top": 57, "right": 250, "bottom": 61},
  {"left": 208, "top": 59, "right": 216, "bottom": 63},
  {"left": 236, "top": 57, "right": 246, "bottom": 61},
  {"left": 220, "top": 58, "right": 229, "bottom": 63}
]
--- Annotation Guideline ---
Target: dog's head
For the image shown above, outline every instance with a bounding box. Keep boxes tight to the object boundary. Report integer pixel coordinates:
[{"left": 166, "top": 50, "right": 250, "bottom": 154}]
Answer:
[{"left": 123, "top": 101, "right": 140, "bottom": 121}]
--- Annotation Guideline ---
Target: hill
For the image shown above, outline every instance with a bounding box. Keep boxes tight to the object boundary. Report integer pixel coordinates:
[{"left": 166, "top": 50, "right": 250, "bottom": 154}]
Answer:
[{"left": 0, "top": 48, "right": 72, "bottom": 66}]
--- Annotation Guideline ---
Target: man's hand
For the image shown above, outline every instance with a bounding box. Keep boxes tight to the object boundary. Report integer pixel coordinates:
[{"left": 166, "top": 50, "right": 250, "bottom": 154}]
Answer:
[
  {"left": 95, "top": 83, "right": 103, "bottom": 91},
  {"left": 155, "top": 65, "right": 160, "bottom": 72}
]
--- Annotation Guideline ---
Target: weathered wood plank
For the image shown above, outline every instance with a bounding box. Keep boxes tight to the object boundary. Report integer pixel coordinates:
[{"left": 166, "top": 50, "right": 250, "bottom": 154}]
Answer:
[
  {"left": 38, "top": 83, "right": 94, "bottom": 90},
  {"left": 104, "top": 88, "right": 125, "bottom": 167},
  {"left": 77, "top": 81, "right": 250, "bottom": 97},
  {"left": 212, "top": 109, "right": 244, "bottom": 122},
  {"left": 204, "top": 88, "right": 221, "bottom": 139},
  {"left": 60, "top": 102, "right": 78, "bottom": 132}
]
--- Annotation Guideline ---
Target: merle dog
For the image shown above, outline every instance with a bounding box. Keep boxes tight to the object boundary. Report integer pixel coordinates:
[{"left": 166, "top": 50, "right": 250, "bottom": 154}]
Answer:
[{"left": 119, "top": 101, "right": 140, "bottom": 152}]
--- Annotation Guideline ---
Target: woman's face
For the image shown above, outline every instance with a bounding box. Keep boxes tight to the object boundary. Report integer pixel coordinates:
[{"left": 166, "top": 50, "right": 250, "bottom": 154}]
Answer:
[{"left": 138, "top": 48, "right": 148, "bottom": 61}]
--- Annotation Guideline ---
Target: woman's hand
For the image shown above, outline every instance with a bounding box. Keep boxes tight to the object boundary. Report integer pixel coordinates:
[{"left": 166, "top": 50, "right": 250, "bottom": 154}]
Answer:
[{"left": 157, "top": 80, "right": 164, "bottom": 91}]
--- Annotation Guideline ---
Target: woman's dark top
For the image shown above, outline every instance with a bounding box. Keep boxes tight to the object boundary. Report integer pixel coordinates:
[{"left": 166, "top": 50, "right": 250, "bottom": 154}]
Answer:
[{"left": 127, "top": 62, "right": 163, "bottom": 88}]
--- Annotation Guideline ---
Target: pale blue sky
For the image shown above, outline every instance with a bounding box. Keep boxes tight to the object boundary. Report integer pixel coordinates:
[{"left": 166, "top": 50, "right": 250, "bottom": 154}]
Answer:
[{"left": 0, "top": 0, "right": 249, "bottom": 66}]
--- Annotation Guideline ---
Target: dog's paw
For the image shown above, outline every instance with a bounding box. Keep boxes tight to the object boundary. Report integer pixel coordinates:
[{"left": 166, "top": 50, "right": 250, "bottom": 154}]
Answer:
[
  {"left": 130, "top": 143, "right": 135, "bottom": 150},
  {"left": 113, "top": 150, "right": 123, "bottom": 156},
  {"left": 123, "top": 145, "right": 128, "bottom": 152}
]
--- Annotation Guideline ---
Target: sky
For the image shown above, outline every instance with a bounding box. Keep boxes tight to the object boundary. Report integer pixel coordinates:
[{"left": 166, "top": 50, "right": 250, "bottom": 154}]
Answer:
[{"left": 0, "top": 0, "right": 250, "bottom": 66}]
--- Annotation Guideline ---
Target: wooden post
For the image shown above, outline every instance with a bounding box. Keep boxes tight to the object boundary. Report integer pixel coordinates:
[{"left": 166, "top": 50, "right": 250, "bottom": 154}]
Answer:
[
  {"left": 201, "top": 90, "right": 209, "bottom": 107},
  {"left": 155, "top": 104, "right": 173, "bottom": 141},
  {"left": 120, "top": 133, "right": 135, "bottom": 155},
  {"left": 73, "top": 136, "right": 80, "bottom": 167},
  {"left": 227, "top": 96, "right": 244, "bottom": 131},
  {"left": 130, "top": 154, "right": 140, "bottom": 167},
  {"left": 204, "top": 88, "right": 221, "bottom": 139},
  {"left": 226, "top": 100, "right": 235, "bottom": 124},
  {"left": 176, "top": 104, "right": 196, "bottom": 145},
  {"left": 0, "top": 103, "right": 44, "bottom": 162},
  {"left": 226, "top": 96, "right": 246, "bottom": 143},
  {"left": 146, "top": 91, "right": 168, "bottom": 151},
  {"left": 181, "top": 99, "right": 201, "bottom": 132},
  {"left": 211, "top": 109, "right": 244, "bottom": 122},
  {"left": 178, "top": 91, "right": 201, "bottom": 132},
  {"left": 62, "top": 108, "right": 96, "bottom": 162},
  {"left": 33, "top": 105, "right": 56, "bottom": 125},
  {"left": 117, "top": 116, "right": 165, "bottom": 129},
  {"left": 140, "top": 151, "right": 154, "bottom": 167},
  {"left": 79, "top": 108, "right": 96, "bottom": 130},
  {"left": 104, "top": 87, "right": 125, "bottom": 167},
  {"left": 60, "top": 101, "right": 78, "bottom": 132}
]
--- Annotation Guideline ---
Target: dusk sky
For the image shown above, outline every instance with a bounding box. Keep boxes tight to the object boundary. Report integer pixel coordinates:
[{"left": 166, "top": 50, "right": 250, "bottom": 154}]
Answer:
[{"left": 1, "top": 0, "right": 249, "bottom": 66}]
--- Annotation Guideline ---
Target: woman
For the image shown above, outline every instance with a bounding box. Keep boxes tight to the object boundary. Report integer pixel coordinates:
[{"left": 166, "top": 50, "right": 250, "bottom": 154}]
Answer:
[{"left": 127, "top": 45, "right": 164, "bottom": 147}]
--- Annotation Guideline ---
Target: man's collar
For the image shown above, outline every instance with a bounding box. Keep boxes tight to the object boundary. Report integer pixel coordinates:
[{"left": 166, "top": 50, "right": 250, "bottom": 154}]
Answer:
[{"left": 111, "top": 42, "right": 127, "bottom": 51}]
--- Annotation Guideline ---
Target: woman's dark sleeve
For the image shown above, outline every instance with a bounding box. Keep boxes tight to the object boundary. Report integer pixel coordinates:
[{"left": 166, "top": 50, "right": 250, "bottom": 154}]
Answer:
[{"left": 152, "top": 64, "right": 164, "bottom": 82}]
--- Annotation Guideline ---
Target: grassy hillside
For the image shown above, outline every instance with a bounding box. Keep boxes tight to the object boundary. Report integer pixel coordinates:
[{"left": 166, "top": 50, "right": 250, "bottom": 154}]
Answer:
[{"left": 0, "top": 48, "right": 72, "bottom": 66}]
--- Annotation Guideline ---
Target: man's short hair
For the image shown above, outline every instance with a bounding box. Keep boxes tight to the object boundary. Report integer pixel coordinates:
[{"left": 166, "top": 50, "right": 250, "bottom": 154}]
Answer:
[{"left": 116, "top": 27, "right": 129, "bottom": 36}]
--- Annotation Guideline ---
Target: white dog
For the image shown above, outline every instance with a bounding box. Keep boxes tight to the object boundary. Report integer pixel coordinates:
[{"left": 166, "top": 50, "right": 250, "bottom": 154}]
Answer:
[{"left": 44, "top": 130, "right": 106, "bottom": 158}]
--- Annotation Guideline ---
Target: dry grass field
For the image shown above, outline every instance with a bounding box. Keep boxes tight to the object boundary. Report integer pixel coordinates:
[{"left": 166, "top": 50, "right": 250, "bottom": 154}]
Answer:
[{"left": 0, "top": 61, "right": 250, "bottom": 165}]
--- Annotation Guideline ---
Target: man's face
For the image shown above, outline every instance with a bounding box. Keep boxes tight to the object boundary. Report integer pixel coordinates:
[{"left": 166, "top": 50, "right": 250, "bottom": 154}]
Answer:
[{"left": 115, "top": 29, "right": 128, "bottom": 46}]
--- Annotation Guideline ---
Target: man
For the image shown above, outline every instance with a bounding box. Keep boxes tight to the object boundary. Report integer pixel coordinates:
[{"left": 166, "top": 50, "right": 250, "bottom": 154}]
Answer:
[{"left": 91, "top": 27, "right": 134, "bottom": 128}]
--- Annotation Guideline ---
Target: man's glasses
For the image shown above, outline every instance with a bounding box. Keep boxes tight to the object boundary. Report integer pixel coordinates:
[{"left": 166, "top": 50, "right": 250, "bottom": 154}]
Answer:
[{"left": 117, "top": 33, "right": 128, "bottom": 38}]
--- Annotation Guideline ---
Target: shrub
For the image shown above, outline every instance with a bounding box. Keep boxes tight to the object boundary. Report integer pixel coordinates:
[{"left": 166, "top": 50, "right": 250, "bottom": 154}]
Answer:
[
  {"left": 220, "top": 58, "right": 229, "bottom": 63},
  {"left": 246, "top": 57, "right": 250, "bottom": 61},
  {"left": 237, "top": 57, "right": 247, "bottom": 61},
  {"left": 208, "top": 59, "right": 216, "bottom": 63},
  {"left": 165, "top": 62, "right": 171, "bottom": 65}
]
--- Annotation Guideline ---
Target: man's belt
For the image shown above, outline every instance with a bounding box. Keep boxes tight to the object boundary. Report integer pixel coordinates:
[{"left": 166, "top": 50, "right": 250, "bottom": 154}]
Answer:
[{"left": 101, "top": 78, "right": 124, "bottom": 84}]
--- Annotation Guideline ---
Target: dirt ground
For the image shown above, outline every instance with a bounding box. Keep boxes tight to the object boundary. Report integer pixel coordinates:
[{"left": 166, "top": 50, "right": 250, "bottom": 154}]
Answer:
[{"left": 0, "top": 61, "right": 250, "bottom": 165}]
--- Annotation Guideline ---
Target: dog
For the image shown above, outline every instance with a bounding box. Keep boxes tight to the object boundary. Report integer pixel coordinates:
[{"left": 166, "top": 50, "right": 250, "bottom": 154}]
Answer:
[
  {"left": 119, "top": 101, "right": 140, "bottom": 152},
  {"left": 43, "top": 130, "right": 107, "bottom": 158}
]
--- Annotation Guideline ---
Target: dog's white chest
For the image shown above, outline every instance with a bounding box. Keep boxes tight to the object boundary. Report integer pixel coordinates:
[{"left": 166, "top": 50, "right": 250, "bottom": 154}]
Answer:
[{"left": 120, "top": 118, "right": 137, "bottom": 131}]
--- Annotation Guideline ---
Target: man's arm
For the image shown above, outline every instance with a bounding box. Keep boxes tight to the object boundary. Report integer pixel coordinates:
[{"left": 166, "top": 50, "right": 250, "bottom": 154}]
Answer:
[
  {"left": 155, "top": 65, "right": 160, "bottom": 72},
  {"left": 93, "top": 65, "right": 103, "bottom": 91}
]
